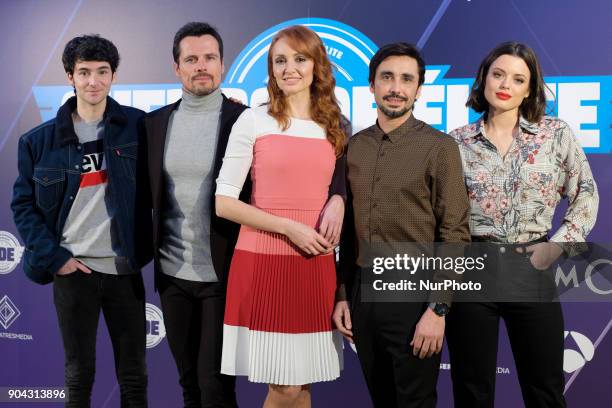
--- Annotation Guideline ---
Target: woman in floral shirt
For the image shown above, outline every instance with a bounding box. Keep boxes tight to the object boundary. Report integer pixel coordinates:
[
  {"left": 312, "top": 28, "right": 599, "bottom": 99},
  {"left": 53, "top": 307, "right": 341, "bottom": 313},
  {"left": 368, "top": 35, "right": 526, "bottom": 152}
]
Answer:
[{"left": 446, "top": 42, "right": 598, "bottom": 408}]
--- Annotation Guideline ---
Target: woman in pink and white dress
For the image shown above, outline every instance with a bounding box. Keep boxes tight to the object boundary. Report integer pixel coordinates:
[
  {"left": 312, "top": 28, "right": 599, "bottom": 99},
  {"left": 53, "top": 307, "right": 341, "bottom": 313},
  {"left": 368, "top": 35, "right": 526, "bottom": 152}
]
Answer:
[{"left": 215, "top": 25, "right": 346, "bottom": 406}]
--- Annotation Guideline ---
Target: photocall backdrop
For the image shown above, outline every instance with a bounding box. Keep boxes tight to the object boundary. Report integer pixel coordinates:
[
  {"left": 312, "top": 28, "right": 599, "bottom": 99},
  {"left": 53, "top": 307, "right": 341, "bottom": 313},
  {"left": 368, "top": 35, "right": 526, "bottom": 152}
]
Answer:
[{"left": 1, "top": 1, "right": 610, "bottom": 407}]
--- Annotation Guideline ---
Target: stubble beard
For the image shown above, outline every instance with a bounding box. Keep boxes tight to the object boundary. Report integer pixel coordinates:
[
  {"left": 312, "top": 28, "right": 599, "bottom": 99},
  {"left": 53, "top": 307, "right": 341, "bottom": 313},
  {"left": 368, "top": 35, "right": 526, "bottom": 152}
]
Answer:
[
  {"left": 188, "top": 74, "right": 218, "bottom": 96},
  {"left": 379, "top": 101, "right": 414, "bottom": 119},
  {"left": 189, "top": 84, "right": 218, "bottom": 97}
]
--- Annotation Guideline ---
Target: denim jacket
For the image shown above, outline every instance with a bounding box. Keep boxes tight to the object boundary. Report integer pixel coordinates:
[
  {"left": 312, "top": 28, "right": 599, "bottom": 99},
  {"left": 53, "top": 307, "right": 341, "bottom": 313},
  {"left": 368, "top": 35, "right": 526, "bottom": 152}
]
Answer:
[{"left": 11, "top": 96, "right": 153, "bottom": 284}]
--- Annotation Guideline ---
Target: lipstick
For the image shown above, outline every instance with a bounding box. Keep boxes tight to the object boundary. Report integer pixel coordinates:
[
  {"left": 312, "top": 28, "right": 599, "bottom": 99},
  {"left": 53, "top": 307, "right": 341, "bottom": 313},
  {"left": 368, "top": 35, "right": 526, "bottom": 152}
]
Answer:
[{"left": 496, "top": 92, "right": 511, "bottom": 100}]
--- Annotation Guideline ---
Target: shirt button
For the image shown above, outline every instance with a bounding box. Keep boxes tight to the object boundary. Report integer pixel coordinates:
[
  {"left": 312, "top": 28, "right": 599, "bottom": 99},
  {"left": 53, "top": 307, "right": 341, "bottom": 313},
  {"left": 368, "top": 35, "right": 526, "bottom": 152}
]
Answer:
[
  {"left": 76, "top": 145, "right": 82, "bottom": 151},
  {"left": 499, "top": 246, "right": 506, "bottom": 254},
  {"left": 69, "top": 196, "right": 74, "bottom": 200},
  {"left": 74, "top": 165, "right": 79, "bottom": 170}
]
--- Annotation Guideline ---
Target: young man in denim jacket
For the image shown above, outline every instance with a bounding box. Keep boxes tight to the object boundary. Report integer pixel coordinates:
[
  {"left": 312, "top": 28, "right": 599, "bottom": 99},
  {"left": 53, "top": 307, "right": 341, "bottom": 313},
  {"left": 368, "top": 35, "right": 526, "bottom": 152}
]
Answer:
[{"left": 11, "top": 35, "right": 152, "bottom": 407}]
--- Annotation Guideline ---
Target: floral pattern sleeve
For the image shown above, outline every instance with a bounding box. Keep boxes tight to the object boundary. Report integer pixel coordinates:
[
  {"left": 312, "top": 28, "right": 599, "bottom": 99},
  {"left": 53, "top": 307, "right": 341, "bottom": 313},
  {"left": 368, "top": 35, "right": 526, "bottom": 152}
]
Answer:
[{"left": 549, "top": 121, "right": 599, "bottom": 243}]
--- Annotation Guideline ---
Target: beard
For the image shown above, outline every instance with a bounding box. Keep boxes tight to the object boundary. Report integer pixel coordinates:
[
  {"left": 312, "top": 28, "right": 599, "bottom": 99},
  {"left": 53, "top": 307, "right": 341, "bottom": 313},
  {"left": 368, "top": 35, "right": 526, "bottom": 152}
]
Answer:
[
  {"left": 379, "top": 103, "right": 413, "bottom": 118},
  {"left": 189, "top": 84, "right": 217, "bottom": 96},
  {"left": 188, "top": 74, "right": 217, "bottom": 96},
  {"left": 379, "top": 93, "right": 414, "bottom": 118}
]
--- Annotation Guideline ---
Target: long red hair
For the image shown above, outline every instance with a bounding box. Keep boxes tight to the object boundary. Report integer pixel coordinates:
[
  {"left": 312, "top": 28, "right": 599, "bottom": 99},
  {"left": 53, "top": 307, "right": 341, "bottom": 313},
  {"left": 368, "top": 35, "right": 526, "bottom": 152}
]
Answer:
[{"left": 266, "top": 25, "right": 345, "bottom": 156}]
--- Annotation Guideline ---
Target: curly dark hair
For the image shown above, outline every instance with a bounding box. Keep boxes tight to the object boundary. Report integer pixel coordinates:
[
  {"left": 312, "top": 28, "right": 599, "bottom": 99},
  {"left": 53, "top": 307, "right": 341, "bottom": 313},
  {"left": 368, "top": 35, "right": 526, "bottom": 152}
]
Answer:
[
  {"left": 173, "top": 22, "right": 223, "bottom": 63},
  {"left": 62, "top": 34, "right": 120, "bottom": 74}
]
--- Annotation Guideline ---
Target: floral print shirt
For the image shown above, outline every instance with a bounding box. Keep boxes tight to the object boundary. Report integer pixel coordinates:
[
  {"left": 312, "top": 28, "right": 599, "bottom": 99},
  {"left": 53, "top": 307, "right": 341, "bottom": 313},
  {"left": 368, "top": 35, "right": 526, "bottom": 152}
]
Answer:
[{"left": 449, "top": 116, "right": 598, "bottom": 244}]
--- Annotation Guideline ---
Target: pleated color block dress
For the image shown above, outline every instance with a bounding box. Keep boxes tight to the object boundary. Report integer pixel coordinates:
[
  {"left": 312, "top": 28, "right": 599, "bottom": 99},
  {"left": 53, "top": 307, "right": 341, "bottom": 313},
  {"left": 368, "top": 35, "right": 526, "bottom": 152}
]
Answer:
[{"left": 215, "top": 106, "right": 343, "bottom": 385}]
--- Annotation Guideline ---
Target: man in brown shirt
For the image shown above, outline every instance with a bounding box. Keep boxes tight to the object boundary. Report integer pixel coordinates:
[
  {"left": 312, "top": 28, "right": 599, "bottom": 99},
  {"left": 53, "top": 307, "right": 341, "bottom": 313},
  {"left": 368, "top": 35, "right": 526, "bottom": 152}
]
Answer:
[{"left": 333, "top": 43, "right": 470, "bottom": 408}]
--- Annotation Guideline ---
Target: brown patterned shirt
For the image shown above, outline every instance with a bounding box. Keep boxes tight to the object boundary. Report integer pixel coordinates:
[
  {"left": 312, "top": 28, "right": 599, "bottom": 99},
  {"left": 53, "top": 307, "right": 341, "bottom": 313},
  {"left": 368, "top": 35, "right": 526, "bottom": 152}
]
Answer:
[{"left": 339, "top": 114, "right": 470, "bottom": 303}]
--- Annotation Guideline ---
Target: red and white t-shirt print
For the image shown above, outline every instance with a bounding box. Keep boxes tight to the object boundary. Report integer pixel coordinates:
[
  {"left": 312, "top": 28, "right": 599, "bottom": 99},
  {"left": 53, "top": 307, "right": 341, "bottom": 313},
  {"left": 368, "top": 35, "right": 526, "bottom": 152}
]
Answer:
[{"left": 80, "top": 139, "right": 107, "bottom": 188}]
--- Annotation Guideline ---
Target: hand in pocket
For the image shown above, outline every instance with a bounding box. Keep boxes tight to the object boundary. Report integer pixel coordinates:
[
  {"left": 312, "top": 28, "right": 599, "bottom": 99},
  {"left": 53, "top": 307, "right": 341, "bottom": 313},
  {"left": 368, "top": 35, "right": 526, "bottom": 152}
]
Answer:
[
  {"left": 516, "top": 242, "right": 563, "bottom": 271},
  {"left": 56, "top": 258, "right": 92, "bottom": 276}
]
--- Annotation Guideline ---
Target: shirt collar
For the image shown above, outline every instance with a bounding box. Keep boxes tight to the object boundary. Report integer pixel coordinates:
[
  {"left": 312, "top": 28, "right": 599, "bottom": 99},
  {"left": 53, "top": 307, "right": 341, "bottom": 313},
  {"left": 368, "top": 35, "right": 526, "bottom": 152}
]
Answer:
[
  {"left": 53, "top": 95, "right": 127, "bottom": 148},
  {"left": 463, "top": 115, "right": 539, "bottom": 143},
  {"left": 518, "top": 115, "right": 540, "bottom": 134},
  {"left": 372, "top": 114, "right": 420, "bottom": 143}
]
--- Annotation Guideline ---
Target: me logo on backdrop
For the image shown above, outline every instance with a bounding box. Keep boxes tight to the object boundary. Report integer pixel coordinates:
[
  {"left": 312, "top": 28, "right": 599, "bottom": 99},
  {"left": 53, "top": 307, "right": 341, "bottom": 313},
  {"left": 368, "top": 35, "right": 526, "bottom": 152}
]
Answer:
[
  {"left": 145, "top": 303, "right": 166, "bottom": 349},
  {"left": 0, "top": 231, "right": 24, "bottom": 275},
  {"left": 32, "top": 18, "right": 612, "bottom": 153}
]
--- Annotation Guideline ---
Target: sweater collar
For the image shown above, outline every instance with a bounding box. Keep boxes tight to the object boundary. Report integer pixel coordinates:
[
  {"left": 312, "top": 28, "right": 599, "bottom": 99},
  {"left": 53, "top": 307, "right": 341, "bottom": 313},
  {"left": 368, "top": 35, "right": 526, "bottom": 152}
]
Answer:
[{"left": 54, "top": 96, "right": 127, "bottom": 147}]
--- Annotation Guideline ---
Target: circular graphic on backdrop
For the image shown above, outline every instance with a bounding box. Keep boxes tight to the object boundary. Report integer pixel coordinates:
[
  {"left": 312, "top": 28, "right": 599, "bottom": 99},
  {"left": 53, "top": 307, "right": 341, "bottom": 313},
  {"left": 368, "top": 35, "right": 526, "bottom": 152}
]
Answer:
[
  {"left": 145, "top": 303, "right": 166, "bottom": 349},
  {"left": 0, "top": 231, "right": 24, "bottom": 275}
]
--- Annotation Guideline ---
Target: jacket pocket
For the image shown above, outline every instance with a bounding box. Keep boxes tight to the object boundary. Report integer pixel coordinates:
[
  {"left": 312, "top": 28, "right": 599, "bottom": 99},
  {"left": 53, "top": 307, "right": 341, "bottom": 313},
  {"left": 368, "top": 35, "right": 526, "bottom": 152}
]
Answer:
[
  {"left": 32, "top": 168, "right": 64, "bottom": 212},
  {"left": 112, "top": 142, "right": 137, "bottom": 182}
]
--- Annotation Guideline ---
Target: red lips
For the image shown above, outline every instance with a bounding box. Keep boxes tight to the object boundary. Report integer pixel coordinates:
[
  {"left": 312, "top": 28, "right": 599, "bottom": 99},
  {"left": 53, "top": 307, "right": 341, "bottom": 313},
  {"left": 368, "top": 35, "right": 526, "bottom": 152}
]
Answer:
[{"left": 496, "top": 92, "right": 511, "bottom": 100}]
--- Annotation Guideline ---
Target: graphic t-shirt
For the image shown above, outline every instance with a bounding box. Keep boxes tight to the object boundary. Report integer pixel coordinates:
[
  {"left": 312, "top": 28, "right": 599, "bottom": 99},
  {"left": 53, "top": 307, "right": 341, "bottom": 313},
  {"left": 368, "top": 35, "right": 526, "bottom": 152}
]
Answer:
[{"left": 60, "top": 119, "right": 133, "bottom": 274}]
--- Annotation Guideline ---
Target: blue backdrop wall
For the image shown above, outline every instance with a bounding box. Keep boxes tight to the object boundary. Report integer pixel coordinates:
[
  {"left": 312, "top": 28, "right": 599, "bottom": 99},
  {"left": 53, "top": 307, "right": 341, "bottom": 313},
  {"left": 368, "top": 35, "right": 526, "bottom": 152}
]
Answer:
[{"left": 1, "top": 1, "right": 610, "bottom": 407}]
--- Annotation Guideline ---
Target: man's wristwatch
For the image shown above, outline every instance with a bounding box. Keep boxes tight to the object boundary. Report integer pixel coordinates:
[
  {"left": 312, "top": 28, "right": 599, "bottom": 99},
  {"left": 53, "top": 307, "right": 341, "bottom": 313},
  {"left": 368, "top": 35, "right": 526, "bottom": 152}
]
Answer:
[{"left": 428, "top": 302, "right": 450, "bottom": 317}]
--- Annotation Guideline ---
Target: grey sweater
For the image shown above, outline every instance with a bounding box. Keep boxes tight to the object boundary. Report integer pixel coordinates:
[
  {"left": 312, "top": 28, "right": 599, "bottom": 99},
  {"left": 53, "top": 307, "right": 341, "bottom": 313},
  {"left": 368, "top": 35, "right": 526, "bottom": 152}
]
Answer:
[
  {"left": 158, "top": 88, "right": 223, "bottom": 282},
  {"left": 61, "top": 119, "right": 133, "bottom": 274}
]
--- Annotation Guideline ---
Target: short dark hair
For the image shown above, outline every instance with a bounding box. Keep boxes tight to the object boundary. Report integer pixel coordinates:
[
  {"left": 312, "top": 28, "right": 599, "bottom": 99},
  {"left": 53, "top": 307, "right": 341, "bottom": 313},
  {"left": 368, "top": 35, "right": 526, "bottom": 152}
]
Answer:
[
  {"left": 173, "top": 22, "right": 224, "bottom": 63},
  {"left": 62, "top": 34, "right": 120, "bottom": 74},
  {"left": 467, "top": 41, "right": 548, "bottom": 123},
  {"left": 368, "top": 42, "right": 425, "bottom": 86}
]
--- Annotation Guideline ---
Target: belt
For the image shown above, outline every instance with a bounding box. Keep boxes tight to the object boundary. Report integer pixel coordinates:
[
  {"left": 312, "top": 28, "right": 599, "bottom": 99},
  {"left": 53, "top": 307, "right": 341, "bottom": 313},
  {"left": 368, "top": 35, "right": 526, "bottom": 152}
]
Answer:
[
  {"left": 469, "top": 235, "right": 548, "bottom": 256},
  {"left": 470, "top": 235, "right": 548, "bottom": 244}
]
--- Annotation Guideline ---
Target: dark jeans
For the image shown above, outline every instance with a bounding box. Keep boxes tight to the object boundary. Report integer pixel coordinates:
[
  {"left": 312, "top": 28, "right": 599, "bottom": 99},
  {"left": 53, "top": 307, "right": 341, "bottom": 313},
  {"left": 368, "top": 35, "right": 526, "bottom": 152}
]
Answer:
[
  {"left": 53, "top": 271, "right": 147, "bottom": 408},
  {"left": 352, "top": 301, "right": 440, "bottom": 408},
  {"left": 447, "top": 302, "right": 566, "bottom": 408},
  {"left": 446, "top": 242, "right": 566, "bottom": 408},
  {"left": 158, "top": 274, "right": 237, "bottom": 408}
]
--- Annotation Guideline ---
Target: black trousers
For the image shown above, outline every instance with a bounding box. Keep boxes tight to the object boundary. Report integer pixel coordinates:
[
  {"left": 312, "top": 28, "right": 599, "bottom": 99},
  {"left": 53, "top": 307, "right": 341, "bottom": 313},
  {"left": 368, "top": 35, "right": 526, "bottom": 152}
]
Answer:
[
  {"left": 352, "top": 301, "right": 441, "bottom": 408},
  {"left": 53, "top": 271, "right": 147, "bottom": 408},
  {"left": 446, "top": 242, "right": 566, "bottom": 408},
  {"left": 158, "top": 274, "right": 237, "bottom": 408}
]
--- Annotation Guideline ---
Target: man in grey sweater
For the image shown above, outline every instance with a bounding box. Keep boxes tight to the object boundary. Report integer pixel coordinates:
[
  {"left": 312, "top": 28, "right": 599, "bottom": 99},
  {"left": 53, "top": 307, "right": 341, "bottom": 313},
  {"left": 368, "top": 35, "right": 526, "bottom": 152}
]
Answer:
[{"left": 141, "top": 22, "right": 242, "bottom": 408}]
